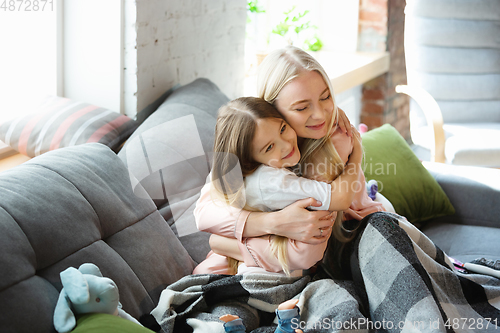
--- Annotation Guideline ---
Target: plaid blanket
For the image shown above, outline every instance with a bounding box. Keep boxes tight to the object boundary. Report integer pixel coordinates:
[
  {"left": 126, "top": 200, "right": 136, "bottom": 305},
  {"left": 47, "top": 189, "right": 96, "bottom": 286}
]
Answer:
[{"left": 151, "top": 212, "right": 500, "bottom": 332}]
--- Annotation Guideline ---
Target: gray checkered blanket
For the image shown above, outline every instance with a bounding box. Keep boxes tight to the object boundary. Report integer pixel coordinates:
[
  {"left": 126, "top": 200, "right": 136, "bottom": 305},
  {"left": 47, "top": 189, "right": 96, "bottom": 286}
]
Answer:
[{"left": 151, "top": 212, "right": 500, "bottom": 332}]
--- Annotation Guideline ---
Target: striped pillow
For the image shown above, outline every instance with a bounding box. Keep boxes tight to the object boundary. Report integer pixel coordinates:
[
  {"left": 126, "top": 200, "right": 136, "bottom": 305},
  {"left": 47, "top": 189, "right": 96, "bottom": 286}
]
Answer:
[{"left": 0, "top": 96, "right": 137, "bottom": 157}]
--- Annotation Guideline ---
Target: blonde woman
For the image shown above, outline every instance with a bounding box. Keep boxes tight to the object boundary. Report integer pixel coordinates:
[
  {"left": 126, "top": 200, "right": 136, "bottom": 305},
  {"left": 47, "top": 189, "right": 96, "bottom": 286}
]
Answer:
[{"left": 194, "top": 46, "right": 392, "bottom": 276}]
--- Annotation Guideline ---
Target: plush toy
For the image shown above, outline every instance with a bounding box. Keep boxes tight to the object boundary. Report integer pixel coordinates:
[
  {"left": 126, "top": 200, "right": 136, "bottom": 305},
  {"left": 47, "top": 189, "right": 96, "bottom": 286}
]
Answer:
[
  {"left": 366, "top": 179, "right": 378, "bottom": 201},
  {"left": 53, "top": 263, "right": 142, "bottom": 333}
]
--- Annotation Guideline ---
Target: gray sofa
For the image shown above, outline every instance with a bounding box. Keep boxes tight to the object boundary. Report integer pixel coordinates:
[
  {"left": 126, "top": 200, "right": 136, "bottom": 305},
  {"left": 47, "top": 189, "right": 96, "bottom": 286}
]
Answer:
[{"left": 1, "top": 78, "right": 499, "bottom": 332}]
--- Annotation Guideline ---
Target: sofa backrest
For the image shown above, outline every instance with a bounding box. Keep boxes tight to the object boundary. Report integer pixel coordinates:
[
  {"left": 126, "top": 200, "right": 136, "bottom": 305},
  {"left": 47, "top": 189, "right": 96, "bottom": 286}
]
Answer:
[
  {"left": 118, "top": 78, "right": 230, "bottom": 264},
  {"left": 0, "top": 143, "right": 195, "bottom": 332}
]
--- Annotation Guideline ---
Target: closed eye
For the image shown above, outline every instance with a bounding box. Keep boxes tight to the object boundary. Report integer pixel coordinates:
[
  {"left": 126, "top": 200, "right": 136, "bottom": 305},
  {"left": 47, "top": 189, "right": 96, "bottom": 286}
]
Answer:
[
  {"left": 320, "top": 94, "right": 331, "bottom": 101},
  {"left": 295, "top": 106, "right": 307, "bottom": 111}
]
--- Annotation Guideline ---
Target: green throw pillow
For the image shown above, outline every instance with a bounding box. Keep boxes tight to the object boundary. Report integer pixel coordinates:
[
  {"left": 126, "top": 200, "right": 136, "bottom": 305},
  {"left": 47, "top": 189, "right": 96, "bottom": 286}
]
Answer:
[
  {"left": 361, "top": 124, "right": 455, "bottom": 223},
  {"left": 72, "top": 313, "right": 154, "bottom": 333}
]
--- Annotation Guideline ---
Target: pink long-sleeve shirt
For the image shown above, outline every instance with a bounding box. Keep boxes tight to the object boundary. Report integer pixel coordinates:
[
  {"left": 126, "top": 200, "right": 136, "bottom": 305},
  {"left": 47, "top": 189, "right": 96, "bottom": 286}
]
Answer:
[{"left": 193, "top": 127, "right": 384, "bottom": 274}]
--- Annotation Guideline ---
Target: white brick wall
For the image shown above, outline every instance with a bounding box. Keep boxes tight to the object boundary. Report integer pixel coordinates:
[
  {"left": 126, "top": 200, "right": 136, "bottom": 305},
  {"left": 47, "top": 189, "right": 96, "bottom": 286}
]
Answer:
[{"left": 124, "top": 0, "right": 247, "bottom": 117}]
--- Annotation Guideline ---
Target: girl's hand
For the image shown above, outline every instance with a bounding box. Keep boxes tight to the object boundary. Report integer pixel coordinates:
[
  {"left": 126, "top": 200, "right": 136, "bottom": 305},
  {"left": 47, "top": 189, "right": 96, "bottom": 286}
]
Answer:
[
  {"left": 336, "top": 107, "right": 352, "bottom": 137},
  {"left": 353, "top": 127, "right": 362, "bottom": 149},
  {"left": 320, "top": 210, "right": 336, "bottom": 220},
  {"left": 348, "top": 126, "right": 363, "bottom": 163},
  {"left": 270, "top": 198, "right": 334, "bottom": 244}
]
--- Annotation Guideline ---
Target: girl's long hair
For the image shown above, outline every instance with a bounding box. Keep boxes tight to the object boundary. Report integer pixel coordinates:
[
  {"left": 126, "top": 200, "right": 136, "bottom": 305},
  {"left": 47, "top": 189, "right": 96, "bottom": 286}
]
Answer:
[
  {"left": 211, "top": 97, "right": 293, "bottom": 275},
  {"left": 257, "top": 46, "right": 354, "bottom": 244}
]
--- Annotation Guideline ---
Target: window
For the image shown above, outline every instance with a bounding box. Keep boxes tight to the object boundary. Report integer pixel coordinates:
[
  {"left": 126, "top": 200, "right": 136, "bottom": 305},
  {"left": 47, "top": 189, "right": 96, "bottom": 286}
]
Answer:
[
  {"left": 62, "top": 0, "right": 122, "bottom": 113},
  {"left": 0, "top": 0, "right": 123, "bottom": 158},
  {"left": 244, "top": 0, "right": 363, "bottom": 123},
  {"left": 246, "top": 0, "right": 359, "bottom": 53},
  {"left": 0, "top": 0, "right": 122, "bottom": 124},
  {"left": 0, "top": 1, "right": 57, "bottom": 121},
  {"left": 244, "top": 0, "right": 360, "bottom": 93}
]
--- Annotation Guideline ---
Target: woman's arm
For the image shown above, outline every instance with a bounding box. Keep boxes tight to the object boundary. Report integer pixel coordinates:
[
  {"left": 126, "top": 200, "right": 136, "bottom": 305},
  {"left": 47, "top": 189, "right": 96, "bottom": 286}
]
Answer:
[
  {"left": 243, "top": 198, "right": 333, "bottom": 243},
  {"left": 194, "top": 182, "right": 333, "bottom": 244}
]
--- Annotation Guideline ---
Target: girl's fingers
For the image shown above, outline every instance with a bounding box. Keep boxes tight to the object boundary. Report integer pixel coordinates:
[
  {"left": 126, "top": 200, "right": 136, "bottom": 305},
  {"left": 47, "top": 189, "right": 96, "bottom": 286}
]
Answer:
[{"left": 337, "top": 108, "right": 352, "bottom": 137}]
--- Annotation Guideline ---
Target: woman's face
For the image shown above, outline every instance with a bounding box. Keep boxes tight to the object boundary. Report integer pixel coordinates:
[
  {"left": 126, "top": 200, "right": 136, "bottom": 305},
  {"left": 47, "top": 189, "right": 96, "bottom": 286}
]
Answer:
[{"left": 274, "top": 70, "right": 334, "bottom": 140}]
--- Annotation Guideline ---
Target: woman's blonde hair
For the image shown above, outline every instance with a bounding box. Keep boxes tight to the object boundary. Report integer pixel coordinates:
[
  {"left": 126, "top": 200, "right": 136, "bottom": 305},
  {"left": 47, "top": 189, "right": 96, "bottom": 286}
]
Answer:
[
  {"left": 211, "top": 97, "right": 293, "bottom": 274},
  {"left": 257, "top": 46, "right": 353, "bottom": 244}
]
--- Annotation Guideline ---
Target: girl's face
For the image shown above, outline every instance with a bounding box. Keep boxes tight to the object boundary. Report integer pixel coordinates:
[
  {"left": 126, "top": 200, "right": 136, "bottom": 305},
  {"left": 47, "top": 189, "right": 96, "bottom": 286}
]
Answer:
[
  {"left": 274, "top": 70, "right": 334, "bottom": 140},
  {"left": 251, "top": 118, "right": 300, "bottom": 168}
]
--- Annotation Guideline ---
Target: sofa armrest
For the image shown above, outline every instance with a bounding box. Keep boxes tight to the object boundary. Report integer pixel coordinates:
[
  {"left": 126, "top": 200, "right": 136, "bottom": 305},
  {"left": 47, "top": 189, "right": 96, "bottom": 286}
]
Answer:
[{"left": 423, "top": 162, "right": 500, "bottom": 228}]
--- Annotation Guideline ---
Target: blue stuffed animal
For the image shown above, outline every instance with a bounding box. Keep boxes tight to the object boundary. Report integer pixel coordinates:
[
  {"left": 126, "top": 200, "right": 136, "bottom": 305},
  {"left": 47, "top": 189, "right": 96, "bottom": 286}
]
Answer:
[
  {"left": 53, "top": 263, "right": 141, "bottom": 333},
  {"left": 366, "top": 179, "right": 378, "bottom": 201}
]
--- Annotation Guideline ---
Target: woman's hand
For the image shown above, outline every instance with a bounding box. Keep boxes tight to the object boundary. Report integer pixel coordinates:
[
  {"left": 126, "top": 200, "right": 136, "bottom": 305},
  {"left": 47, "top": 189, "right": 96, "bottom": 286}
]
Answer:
[
  {"left": 268, "top": 198, "right": 335, "bottom": 244},
  {"left": 336, "top": 107, "right": 352, "bottom": 137}
]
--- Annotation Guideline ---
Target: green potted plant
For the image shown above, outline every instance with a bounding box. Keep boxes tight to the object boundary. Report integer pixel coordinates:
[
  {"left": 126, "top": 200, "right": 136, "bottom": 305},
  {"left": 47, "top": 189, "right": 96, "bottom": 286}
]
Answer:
[{"left": 271, "top": 6, "right": 323, "bottom": 52}]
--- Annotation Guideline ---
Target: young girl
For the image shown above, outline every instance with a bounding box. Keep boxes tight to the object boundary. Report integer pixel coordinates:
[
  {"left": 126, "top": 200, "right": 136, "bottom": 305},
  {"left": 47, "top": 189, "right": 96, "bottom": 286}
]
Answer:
[{"left": 195, "top": 96, "right": 364, "bottom": 276}]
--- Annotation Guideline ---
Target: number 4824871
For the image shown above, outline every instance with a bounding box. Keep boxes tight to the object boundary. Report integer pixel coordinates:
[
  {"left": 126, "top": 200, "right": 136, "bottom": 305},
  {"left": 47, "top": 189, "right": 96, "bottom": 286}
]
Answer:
[{"left": 1, "top": 0, "right": 54, "bottom": 11}]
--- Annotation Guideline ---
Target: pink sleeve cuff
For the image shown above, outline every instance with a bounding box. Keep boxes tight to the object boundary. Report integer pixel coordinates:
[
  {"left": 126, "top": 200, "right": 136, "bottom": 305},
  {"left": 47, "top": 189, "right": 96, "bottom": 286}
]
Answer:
[
  {"left": 234, "top": 210, "right": 251, "bottom": 242},
  {"left": 238, "top": 238, "right": 261, "bottom": 268}
]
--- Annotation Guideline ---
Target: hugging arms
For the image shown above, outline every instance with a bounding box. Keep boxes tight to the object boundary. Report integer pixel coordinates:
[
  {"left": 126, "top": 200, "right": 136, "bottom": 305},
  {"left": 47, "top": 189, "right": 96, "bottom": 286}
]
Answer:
[
  {"left": 193, "top": 46, "right": 387, "bottom": 275},
  {"left": 193, "top": 109, "right": 370, "bottom": 274}
]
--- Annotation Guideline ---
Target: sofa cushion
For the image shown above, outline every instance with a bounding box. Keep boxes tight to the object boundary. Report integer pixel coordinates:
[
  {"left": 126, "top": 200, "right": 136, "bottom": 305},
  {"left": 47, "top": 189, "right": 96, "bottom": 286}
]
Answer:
[
  {"left": 421, "top": 161, "right": 500, "bottom": 264},
  {"left": 0, "top": 96, "right": 137, "bottom": 157},
  {"left": 362, "top": 124, "right": 455, "bottom": 224},
  {"left": 422, "top": 222, "right": 500, "bottom": 265},
  {"left": 423, "top": 161, "right": 500, "bottom": 229},
  {"left": 0, "top": 143, "right": 194, "bottom": 332},
  {"left": 118, "top": 78, "right": 229, "bottom": 264}
]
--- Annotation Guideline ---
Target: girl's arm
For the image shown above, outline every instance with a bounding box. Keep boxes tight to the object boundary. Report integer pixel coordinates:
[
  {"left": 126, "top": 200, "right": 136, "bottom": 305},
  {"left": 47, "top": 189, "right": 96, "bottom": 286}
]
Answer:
[
  {"left": 194, "top": 182, "right": 250, "bottom": 241},
  {"left": 239, "top": 222, "right": 333, "bottom": 273},
  {"left": 327, "top": 128, "right": 363, "bottom": 211},
  {"left": 209, "top": 234, "right": 244, "bottom": 261},
  {"left": 194, "top": 182, "right": 333, "bottom": 244},
  {"left": 209, "top": 223, "right": 333, "bottom": 273}
]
